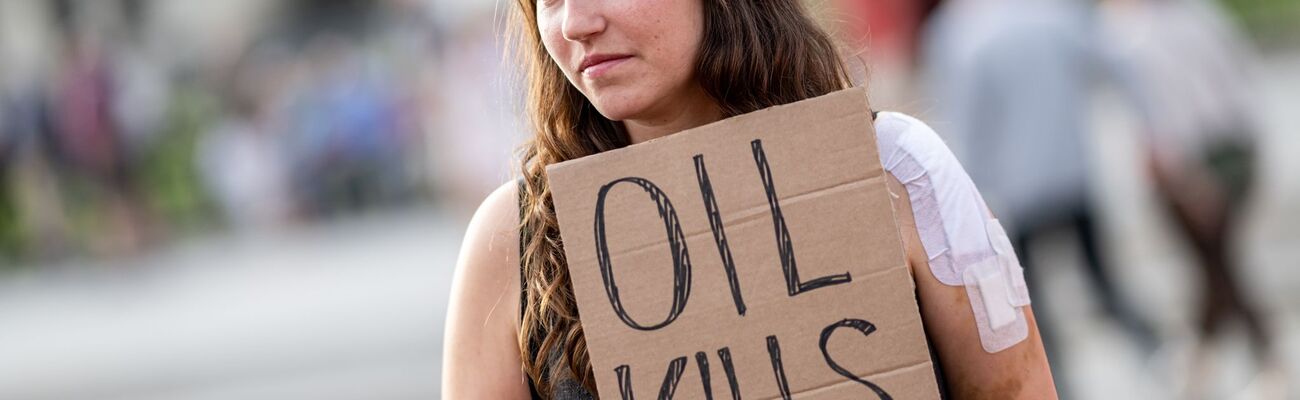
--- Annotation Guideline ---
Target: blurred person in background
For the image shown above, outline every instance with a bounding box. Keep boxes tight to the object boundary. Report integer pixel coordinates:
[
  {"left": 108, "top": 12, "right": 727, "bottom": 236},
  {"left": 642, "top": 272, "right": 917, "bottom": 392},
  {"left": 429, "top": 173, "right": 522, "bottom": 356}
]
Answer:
[
  {"left": 47, "top": 10, "right": 154, "bottom": 255},
  {"left": 283, "top": 34, "right": 411, "bottom": 218},
  {"left": 923, "top": 0, "right": 1159, "bottom": 394},
  {"left": 0, "top": 73, "right": 71, "bottom": 261},
  {"left": 1100, "top": 0, "right": 1282, "bottom": 396},
  {"left": 197, "top": 47, "right": 295, "bottom": 231},
  {"left": 0, "top": 85, "right": 20, "bottom": 259}
]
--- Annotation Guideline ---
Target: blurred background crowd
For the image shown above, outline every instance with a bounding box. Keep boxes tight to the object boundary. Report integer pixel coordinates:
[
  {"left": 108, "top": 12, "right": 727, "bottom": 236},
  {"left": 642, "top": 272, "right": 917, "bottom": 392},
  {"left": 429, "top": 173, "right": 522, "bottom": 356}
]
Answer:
[
  {"left": 0, "top": 0, "right": 1297, "bottom": 399},
  {"left": 0, "top": 0, "right": 517, "bottom": 261}
]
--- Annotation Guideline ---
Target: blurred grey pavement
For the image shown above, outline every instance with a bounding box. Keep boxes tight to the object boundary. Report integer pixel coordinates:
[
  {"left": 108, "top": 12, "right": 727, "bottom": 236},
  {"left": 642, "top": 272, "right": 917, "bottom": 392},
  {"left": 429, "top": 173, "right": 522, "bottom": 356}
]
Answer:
[
  {"left": 0, "top": 209, "right": 467, "bottom": 400},
  {"left": 0, "top": 53, "right": 1297, "bottom": 400}
]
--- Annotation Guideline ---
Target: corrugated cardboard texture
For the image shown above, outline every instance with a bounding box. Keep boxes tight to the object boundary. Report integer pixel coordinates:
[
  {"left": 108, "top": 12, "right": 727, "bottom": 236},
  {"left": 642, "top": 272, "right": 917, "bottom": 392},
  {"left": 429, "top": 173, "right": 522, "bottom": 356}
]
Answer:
[{"left": 547, "top": 87, "right": 940, "bottom": 399}]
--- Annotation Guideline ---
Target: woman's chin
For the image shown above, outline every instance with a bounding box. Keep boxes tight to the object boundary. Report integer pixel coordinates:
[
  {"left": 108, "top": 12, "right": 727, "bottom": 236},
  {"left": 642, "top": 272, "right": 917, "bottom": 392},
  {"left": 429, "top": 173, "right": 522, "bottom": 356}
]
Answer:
[
  {"left": 585, "top": 89, "right": 656, "bottom": 121},
  {"left": 590, "top": 102, "right": 642, "bottom": 122}
]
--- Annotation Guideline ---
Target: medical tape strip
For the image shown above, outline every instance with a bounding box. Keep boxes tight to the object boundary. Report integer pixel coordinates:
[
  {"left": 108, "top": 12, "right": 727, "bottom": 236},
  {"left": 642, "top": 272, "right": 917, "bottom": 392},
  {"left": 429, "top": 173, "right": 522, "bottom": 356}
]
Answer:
[
  {"left": 876, "top": 112, "right": 1031, "bottom": 353},
  {"left": 963, "top": 252, "right": 1030, "bottom": 353},
  {"left": 987, "top": 219, "right": 1031, "bottom": 308}
]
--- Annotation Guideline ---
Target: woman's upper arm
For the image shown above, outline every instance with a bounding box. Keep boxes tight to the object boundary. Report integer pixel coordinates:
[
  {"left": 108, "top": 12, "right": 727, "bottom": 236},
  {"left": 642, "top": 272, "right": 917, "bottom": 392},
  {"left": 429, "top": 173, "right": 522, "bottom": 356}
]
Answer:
[
  {"left": 442, "top": 182, "right": 532, "bottom": 399},
  {"left": 887, "top": 173, "right": 1058, "bottom": 400}
]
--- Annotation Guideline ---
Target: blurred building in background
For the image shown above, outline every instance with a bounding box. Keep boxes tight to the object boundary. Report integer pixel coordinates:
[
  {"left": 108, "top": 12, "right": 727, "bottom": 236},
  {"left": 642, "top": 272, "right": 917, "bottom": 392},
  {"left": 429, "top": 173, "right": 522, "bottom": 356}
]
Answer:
[{"left": 0, "top": 0, "right": 1297, "bottom": 399}]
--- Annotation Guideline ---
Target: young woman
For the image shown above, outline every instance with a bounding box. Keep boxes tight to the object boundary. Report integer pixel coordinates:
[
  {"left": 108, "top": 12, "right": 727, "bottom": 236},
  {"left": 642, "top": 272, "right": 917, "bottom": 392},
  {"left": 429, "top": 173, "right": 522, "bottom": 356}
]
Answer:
[{"left": 443, "top": 0, "right": 1057, "bottom": 398}]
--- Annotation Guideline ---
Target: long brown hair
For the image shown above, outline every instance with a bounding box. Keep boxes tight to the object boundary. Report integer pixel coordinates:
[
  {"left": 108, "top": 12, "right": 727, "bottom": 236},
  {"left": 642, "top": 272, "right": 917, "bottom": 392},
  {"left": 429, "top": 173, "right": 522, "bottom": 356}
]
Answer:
[{"left": 510, "top": 0, "right": 854, "bottom": 396}]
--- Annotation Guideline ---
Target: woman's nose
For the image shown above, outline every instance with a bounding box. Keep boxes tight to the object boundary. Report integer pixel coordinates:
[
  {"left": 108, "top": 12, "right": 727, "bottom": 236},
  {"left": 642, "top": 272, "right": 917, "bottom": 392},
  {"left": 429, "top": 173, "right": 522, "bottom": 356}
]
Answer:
[{"left": 561, "top": 0, "right": 606, "bottom": 42}]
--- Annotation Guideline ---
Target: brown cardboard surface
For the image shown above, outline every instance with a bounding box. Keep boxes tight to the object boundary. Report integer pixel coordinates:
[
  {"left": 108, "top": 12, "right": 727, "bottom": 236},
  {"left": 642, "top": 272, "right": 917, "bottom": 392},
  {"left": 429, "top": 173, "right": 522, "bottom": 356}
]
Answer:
[{"left": 546, "top": 87, "right": 940, "bottom": 399}]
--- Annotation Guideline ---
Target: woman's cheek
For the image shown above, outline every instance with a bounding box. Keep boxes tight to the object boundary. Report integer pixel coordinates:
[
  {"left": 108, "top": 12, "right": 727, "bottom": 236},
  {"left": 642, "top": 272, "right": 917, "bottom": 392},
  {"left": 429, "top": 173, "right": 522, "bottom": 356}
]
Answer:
[{"left": 536, "top": 14, "right": 566, "bottom": 68}]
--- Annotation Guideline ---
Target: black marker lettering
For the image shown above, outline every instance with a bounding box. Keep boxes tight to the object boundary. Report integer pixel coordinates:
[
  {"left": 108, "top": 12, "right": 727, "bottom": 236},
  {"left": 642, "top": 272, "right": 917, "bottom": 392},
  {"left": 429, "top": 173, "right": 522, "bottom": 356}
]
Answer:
[
  {"left": 613, "top": 357, "right": 691, "bottom": 400},
  {"left": 616, "top": 365, "right": 635, "bottom": 400},
  {"left": 718, "top": 347, "right": 743, "bottom": 400},
  {"left": 766, "top": 335, "right": 793, "bottom": 400},
  {"left": 819, "top": 319, "right": 893, "bottom": 400},
  {"left": 751, "top": 140, "right": 852, "bottom": 296},
  {"left": 594, "top": 177, "right": 693, "bottom": 331},
  {"left": 659, "top": 356, "right": 689, "bottom": 399},
  {"left": 695, "top": 351, "right": 714, "bottom": 400},
  {"left": 693, "top": 155, "right": 747, "bottom": 316}
]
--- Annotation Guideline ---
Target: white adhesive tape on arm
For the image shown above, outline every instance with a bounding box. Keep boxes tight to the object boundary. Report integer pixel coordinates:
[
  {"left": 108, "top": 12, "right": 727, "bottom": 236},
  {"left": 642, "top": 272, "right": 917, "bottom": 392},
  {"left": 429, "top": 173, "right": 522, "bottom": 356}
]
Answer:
[
  {"left": 876, "top": 112, "right": 1033, "bottom": 353},
  {"left": 963, "top": 253, "right": 1029, "bottom": 353},
  {"left": 877, "top": 112, "right": 996, "bottom": 286},
  {"left": 986, "top": 218, "right": 1031, "bottom": 307},
  {"left": 967, "top": 218, "right": 1033, "bottom": 353}
]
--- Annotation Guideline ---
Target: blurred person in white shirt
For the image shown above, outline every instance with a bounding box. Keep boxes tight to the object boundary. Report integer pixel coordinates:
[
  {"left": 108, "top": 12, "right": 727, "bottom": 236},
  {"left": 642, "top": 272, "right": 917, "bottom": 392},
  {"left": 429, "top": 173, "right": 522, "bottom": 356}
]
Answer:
[
  {"left": 924, "top": 1, "right": 1159, "bottom": 394},
  {"left": 1101, "top": 0, "right": 1281, "bottom": 396}
]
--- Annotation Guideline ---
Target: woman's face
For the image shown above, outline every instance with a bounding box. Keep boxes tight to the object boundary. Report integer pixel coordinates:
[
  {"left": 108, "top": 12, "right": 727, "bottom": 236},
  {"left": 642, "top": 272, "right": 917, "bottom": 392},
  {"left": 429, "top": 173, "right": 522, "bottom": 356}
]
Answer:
[{"left": 537, "top": 0, "right": 707, "bottom": 121}]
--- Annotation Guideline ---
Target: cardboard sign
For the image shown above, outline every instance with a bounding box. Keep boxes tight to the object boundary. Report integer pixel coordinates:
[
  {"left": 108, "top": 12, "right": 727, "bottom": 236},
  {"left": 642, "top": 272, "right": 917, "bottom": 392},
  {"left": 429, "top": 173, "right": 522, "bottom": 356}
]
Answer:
[{"left": 547, "top": 87, "right": 940, "bottom": 399}]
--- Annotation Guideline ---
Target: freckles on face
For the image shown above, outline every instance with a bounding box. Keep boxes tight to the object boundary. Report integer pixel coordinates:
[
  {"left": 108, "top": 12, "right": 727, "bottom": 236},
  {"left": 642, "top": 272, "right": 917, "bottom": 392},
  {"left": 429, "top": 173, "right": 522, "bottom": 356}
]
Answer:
[{"left": 537, "top": 0, "right": 705, "bottom": 120}]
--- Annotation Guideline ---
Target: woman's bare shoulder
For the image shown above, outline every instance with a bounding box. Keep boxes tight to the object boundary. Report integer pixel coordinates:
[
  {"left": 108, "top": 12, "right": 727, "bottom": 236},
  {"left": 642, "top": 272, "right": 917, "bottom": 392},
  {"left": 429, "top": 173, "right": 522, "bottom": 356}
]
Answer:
[
  {"left": 461, "top": 181, "right": 522, "bottom": 268},
  {"left": 443, "top": 180, "right": 531, "bottom": 399},
  {"left": 450, "top": 180, "right": 522, "bottom": 325}
]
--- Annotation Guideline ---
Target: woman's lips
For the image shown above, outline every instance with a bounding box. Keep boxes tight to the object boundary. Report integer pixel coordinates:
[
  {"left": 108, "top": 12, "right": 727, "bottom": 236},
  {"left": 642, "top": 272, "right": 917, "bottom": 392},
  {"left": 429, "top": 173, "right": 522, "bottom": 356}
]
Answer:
[{"left": 581, "top": 56, "right": 632, "bottom": 78}]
